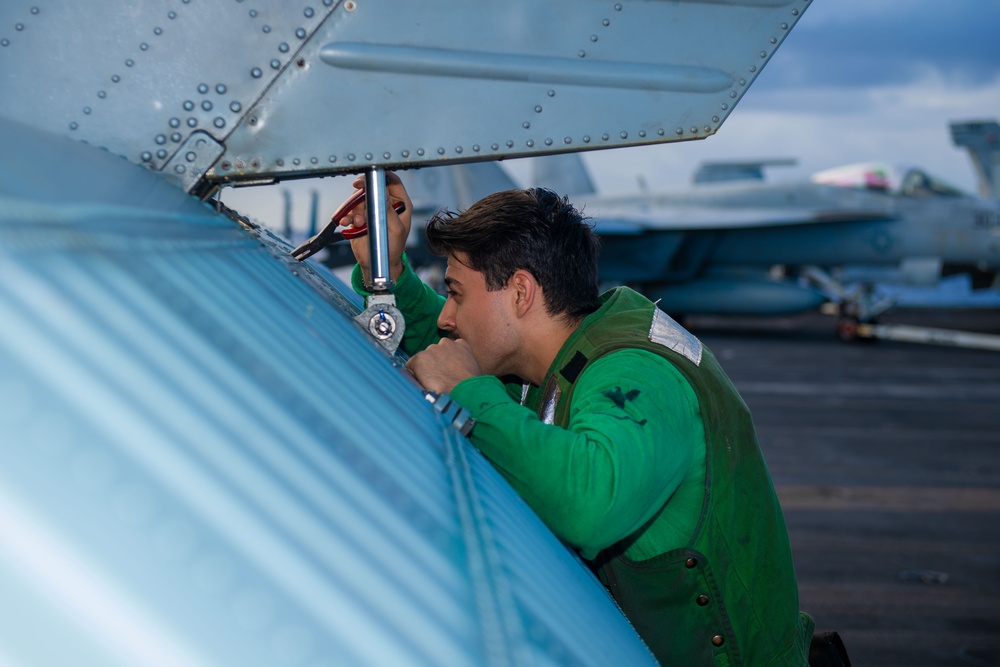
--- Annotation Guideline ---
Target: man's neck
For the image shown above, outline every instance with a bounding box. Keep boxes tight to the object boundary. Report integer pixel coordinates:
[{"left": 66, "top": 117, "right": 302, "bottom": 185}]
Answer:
[{"left": 520, "top": 317, "right": 581, "bottom": 386}]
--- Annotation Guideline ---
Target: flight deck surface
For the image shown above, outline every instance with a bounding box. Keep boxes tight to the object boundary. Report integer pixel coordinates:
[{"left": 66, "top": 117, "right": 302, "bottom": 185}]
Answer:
[{"left": 689, "top": 308, "right": 1000, "bottom": 667}]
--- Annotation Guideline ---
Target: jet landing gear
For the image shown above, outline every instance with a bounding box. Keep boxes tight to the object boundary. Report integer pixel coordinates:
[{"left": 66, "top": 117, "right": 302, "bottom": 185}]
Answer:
[
  {"left": 830, "top": 296, "right": 1000, "bottom": 350},
  {"left": 834, "top": 291, "right": 887, "bottom": 343},
  {"left": 805, "top": 267, "right": 1000, "bottom": 350},
  {"left": 834, "top": 308, "right": 879, "bottom": 343},
  {"left": 802, "top": 267, "right": 891, "bottom": 343},
  {"left": 822, "top": 287, "right": 1000, "bottom": 351},
  {"left": 835, "top": 313, "right": 862, "bottom": 342}
]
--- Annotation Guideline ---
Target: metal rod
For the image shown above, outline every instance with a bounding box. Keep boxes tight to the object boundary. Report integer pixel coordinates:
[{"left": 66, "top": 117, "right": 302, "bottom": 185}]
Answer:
[{"left": 365, "top": 166, "right": 391, "bottom": 290}]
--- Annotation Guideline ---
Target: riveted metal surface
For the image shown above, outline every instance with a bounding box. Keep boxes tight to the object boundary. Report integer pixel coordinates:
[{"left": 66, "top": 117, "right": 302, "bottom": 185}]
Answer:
[
  {"left": 0, "top": 1, "right": 336, "bottom": 178},
  {"left": 220, "top": 0, "right": 810, "bottom": 181},
  {"left": 0, "top": 0, "right": 810, "bottom": 192},
  {"left": 160, "top": 131, "right": 226, "bottom": 192}
]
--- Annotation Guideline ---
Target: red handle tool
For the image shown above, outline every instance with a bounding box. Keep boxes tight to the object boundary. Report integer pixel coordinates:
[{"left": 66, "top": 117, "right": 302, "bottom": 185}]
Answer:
[{"left": 290, "top": 188, "right": 405, "bottom": 261}]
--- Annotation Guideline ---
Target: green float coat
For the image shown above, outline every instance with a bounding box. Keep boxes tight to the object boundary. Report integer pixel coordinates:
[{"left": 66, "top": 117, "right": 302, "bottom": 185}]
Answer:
[
  {"left": 523, "top": 287, "right": 812, "bottom": 665},
  {"left": 355, "top": 259, "right": 812, "bottom": 665}
]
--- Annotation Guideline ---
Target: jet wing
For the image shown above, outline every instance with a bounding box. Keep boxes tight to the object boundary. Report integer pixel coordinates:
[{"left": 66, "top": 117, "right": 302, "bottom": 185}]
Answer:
[{"left": 0, "top": 0, "right": 811, "bottom": 194}]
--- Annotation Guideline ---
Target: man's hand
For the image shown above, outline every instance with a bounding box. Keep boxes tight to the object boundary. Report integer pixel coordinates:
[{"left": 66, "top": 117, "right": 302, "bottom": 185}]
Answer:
[
  {"left": 406, "top": 338, "right": 481, "bottom": 395},
  {"left": 340, "top": 171, "right": 413, "bottom": 286}
]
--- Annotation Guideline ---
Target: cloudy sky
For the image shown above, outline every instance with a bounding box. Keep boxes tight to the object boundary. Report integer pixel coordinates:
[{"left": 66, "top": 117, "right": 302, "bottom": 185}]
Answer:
[
  {"left": 227, "top": 0, "right": 1000, "bottom": 231},
  {"left": 569, "top": 0, "right": 1000, "bottom": 196}
]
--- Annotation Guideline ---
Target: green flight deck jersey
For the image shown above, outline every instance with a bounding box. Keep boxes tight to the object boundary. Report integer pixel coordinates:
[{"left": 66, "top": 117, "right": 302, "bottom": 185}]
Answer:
[{"left": 353, "top": 257, "right": 813, "bottom": 666}]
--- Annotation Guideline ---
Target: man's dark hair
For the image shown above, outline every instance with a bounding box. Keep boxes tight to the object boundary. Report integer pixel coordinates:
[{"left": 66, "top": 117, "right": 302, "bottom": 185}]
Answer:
[{"left": 425, "top": 187, "right": 602, "bottom": 321}]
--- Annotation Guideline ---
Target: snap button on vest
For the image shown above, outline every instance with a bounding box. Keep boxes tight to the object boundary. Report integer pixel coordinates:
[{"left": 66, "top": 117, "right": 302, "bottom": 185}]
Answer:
[
  {"left": 696, "top": 594, "right": 709, "bottom": 606},
  {"left": 685, "top": 557, "right": 698, "bottom": 568},
  {"left": 712, "top": 635, "right": 725, "bottom": 647}
]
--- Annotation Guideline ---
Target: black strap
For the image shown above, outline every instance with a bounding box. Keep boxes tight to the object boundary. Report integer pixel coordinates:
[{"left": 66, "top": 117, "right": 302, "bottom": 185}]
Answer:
[{"left": 560, "top": 351, "right": 588, "bottom": 384}]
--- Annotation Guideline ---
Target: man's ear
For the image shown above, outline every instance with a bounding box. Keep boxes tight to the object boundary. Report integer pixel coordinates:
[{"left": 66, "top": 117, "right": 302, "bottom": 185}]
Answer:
[{"left": 510, "top": 269, "right": 537, "bottom": 318}]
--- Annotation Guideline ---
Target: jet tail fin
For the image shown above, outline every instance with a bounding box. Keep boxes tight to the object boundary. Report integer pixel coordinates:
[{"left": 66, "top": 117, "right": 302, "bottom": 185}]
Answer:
[
  {"left": 282, "top": 189, "right": 293, "bottom": 238},
  {"left": 308, "top": 190, "right": 319, "bottom": 237},
  {"left": 531, "top": 154, "right": 597, "bottom": 196},
  {"left": 405, "top": 161, "right": 521, "bottom": 213},
  {"left": 950, "top": 120, "right": 1000, "bottom": 200},
  {"left": 450, "top": 161, "right": 521, "bottom": 209},
  {"left": 401, "top": 166, "right": 458, "bottom": 214}
]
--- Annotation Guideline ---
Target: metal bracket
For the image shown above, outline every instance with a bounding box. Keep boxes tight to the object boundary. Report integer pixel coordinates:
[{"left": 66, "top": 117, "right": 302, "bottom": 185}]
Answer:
[
  {"left": 161, "top": 131, "right": 226, "bottom": 193},
  {"left": 354, "top": 293, "right": 406, "bottom": 354},
  {"left": 354, "top": 166, "right": 406, "bottom": 354},
  {"left": 425, "top": 391, "right": 476, "bottom": 437}
]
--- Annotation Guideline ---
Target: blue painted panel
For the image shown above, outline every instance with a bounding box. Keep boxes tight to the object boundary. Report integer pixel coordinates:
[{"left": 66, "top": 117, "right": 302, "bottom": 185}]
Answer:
[{"left": 0, "top": 118, "right": 656, "bottom": 666}]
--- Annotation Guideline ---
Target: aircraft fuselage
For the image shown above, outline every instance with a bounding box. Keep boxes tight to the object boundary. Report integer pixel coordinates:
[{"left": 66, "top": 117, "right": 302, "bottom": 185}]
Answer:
[{"left": 587, "top": 180, "right": 1000, "bottom": 315}]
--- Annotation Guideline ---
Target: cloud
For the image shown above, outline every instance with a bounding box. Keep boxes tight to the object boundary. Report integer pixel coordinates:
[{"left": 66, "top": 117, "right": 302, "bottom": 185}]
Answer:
[
  {"left": 568, "top": 1, "right": 1000, "bottom": 196},
  {"left": 752, "top": 0, "right": 1000, "bottom": 96}
]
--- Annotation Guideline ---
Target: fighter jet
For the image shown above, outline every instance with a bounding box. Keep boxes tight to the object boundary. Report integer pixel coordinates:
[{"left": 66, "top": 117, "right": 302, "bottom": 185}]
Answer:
[
  {"left": 0, "top": 1, "right": 808, "bottom": 665},
  {"left": 417, "top": 122, "right": 1000, "bottom": 339}
]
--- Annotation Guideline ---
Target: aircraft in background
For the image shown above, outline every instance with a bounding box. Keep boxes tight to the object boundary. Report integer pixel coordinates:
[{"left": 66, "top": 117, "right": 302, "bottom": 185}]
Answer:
[{"left": 410, "top": 120, "right": 1000, "bottom": 339}]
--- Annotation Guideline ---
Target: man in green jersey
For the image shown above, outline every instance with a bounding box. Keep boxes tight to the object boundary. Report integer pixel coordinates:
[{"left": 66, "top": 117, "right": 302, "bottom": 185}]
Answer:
[{"left": 340, "top": 173, "right": 815, "bottom": 666}]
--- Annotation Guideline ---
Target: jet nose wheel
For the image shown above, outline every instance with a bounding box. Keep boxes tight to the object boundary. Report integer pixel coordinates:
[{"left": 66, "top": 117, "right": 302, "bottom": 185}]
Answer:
[
  {"left": 836, "top": 316, "right": 859, "bottom": 342},
  {"left": 837, "top": 315, "right": 879, "bottom": 343}
]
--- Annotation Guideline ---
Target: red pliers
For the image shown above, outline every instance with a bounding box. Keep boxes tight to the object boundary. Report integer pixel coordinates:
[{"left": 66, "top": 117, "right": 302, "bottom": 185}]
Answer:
[{"left": 290, "top": 188, "right": 406, "bottom": 262}]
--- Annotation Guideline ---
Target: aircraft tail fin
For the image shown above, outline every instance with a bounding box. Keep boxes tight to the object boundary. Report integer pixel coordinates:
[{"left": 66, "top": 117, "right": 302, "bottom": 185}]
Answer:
[
  {"left": 401, "top": 166, "right": 458, "bottom": 214},
  {"left": 531, "top": 154, "right": 597, "bottom": 195},
  {"left": 282, "top": 189, "right": 293, "bottom": 238},
  {"left": 450, "top": 161, "right": 521, "bottom": 209},
  {"left": 308, "top": 190, "right": 319, "bottom": 237},
  {"left": 950, "top": 120, "right": 1000, "bottom": 200},
  {"left": 693, "top": 159, "right": 796, "bottom": 184},
  {"left": 405, "top": 161, "right": 521, "bottom": 213}
]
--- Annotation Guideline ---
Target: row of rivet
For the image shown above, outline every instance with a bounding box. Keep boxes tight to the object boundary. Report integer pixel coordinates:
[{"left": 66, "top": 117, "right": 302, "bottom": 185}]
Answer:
[
  {"left": 572, "top": 2, "right": 621, "bottom": 61},
  {"left": 511, "top": 0, "right": 745, "bottom": 145},
  {"left": 217, "top": 0, "right": 811, "bottom": 174},
  {"left": 143, "top": 2, "right": 330, "bottom": 169},
  {"left": 0, "top": 5, "right": 39, "bottom": 47},
  {"left": 215, "top": 129, "right": 669, "bottom": 174},
  {"left": 68, "top": 5, "right": 182, "bottom": 134},
  {"left": 514, "top": 4, "right": 626, "bottom": 148},
  {"left": 246, "top": 3, "right": 326, "bottom": 77},
  {"left": 683, "top": 2, "right": 808, "bottom": 139}
]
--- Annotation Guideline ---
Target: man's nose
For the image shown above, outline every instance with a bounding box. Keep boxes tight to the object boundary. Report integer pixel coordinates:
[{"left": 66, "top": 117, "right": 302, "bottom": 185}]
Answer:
[{"left": 437, "top": 300, "right": 456, "bottom": 332}]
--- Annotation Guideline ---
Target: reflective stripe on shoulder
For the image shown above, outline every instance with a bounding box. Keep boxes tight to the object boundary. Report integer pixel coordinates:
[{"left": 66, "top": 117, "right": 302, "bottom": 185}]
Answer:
[{"left": 649, "top": 308, "right": 702, "bottom": 366}]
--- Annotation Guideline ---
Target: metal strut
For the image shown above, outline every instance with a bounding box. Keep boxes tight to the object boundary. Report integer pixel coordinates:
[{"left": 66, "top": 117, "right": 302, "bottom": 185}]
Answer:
[
  {"left": 365, "top": 165, "right": 391, "bottom": 291},
  {"left": 354, "top": 166, "right": 406, "bottom": 354}
]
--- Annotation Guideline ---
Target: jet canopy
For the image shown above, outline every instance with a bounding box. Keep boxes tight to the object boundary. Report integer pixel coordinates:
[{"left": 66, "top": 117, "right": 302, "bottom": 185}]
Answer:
[{"left": 811, "top": 162, "right": 966, "bottom": 198}]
